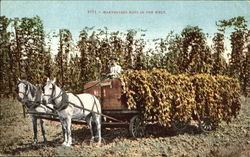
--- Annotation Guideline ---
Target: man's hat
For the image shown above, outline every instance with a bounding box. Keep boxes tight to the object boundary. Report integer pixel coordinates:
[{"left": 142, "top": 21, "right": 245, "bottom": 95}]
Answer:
[{"left": 109, "top": 56, "right": 118, "bottom": 61}]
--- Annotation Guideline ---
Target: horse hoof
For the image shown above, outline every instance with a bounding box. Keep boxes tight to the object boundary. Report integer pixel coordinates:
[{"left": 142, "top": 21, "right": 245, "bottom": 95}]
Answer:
[
  {"left": 96, "top": 142, "right": 101, "bottom": 147},
  {"left": 89, "top": 141, "right": 94, "bottom": 146},
  {"left": 43, "top": 141, "right": 47, "bottom": 146},
  {"left": 33, "top": 140, "right": 38, "bottom": 145},
  {"left": 91, "top": 142, "right": 101, "bottom": 148},
  {"left": 97, "top": 140, "right": 102, "bottom": 145}
]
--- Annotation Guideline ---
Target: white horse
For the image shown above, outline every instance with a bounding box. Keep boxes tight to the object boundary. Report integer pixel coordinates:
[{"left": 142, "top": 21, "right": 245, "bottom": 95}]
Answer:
[
  {"left": 42, "top": 78, "right": 102, "bottom": 147},
  {"left": 16, "top": 79, "right": 53, "bottom": 144}
]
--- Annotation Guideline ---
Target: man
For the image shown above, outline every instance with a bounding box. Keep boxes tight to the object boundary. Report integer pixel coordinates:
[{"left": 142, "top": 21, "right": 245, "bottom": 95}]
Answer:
[{"left": 107, "top": 56, "right": 123, "bottom": 79}]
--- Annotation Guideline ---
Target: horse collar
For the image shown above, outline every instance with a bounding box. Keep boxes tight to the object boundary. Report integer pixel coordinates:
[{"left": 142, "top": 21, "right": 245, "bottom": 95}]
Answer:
[{"left": 53, "top": 90, "right": 69, "bottom": 111}]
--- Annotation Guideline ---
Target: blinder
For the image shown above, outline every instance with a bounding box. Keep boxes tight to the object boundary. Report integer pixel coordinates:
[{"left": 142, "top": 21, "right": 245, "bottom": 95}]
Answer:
[
  {"left": 48, "top": 97, "right": 54, "bottom": 104},
  {"left": 15, "top": 86, "right": 19, "bottom": 93},
  {"left": 43, "top": 83, "right": 56, "bottom": 104},
  {"left": 17, "top": 81, "right": 29, "bottom": 98},
  {"left": 17, "top": 81, "right": 33, "bottom": 106}
]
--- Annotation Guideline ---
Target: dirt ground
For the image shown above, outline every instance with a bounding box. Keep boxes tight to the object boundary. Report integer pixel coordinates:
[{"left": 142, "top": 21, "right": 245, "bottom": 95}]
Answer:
[{"left": 0, "top": 96, "right": 249, "bottom": 157}]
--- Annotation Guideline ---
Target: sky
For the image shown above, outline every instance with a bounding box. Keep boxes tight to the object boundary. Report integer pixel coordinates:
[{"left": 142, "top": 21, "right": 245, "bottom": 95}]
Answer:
[{"left": 1, "top": 0, "right": 250, "bottom": 55}]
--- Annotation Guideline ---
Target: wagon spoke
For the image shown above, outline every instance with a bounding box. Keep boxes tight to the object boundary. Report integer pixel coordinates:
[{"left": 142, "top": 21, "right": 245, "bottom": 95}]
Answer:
[
  {"left": 172, "top": 119, "right": 188, "bottom": 131},
  {"left": 199, "top": 117, "right": 214, "bottom": 132},
  {"left": 129, "top": 115, "right": 146, "bottom": 138}
]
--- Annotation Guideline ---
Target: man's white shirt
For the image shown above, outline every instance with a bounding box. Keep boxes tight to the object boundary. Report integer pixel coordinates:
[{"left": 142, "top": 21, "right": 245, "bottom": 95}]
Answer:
[{"left": 110, "top": 64, "right": 122, "bottom": 78}]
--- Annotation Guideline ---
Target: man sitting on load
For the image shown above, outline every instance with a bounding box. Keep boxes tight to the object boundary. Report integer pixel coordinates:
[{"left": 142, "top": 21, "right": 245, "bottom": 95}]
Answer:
[{"left": 107, "top": 56, "right": 123, "bottom": 79}]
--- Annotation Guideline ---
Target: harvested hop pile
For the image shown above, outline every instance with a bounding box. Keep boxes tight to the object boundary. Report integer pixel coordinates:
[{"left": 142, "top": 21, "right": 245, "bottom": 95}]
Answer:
[
  {"left": 192, "top": 74, "right": 241, "bottom": 125},
  {"left": 121, "top": 69, "right": 241, "bottom": 127}
]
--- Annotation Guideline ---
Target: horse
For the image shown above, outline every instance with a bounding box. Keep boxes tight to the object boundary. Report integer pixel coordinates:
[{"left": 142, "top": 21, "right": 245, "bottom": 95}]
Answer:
[
  {"left": 16, "top": 79, "right": 53, "bottom": 145},
  {"left": 42, "top": 78, "right": 102, "bottom": 147}
]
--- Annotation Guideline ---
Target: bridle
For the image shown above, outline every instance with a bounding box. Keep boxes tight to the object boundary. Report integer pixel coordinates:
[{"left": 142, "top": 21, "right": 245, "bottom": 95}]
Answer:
[
  {"left": 17, "top": 81, "right": 29, "bottom": 102},
  {"left": 17, "top": 80, "right": 42, "bottom": 112},
  {"left": 43, "top": 83, "right": 63, "bottom": 105}
]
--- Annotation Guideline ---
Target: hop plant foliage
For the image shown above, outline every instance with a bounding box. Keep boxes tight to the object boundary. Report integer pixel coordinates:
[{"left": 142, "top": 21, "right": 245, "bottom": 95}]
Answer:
[{"left": 121, "top": 69, "right": 241, "bottom": 126}]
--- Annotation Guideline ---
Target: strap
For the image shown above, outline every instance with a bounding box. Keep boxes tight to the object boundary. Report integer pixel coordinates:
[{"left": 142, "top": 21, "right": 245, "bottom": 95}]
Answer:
[
  {"left": 22, "top": 104, "right": 26, "bottom": 118},
  {"left": 41, "top": 103, "right": 54, "bottom": 111},
  {"left": 68, "top": 102, "right": 122, "bottom": 122},
  {"left": 72, "top": 93, "right": 85, "bottom": 115},
  {"left": 53, "top": 91, "right": 69, "bottom": 111},
  {"left": 91, "top": 95, "right": 100, "bottom": 113}
]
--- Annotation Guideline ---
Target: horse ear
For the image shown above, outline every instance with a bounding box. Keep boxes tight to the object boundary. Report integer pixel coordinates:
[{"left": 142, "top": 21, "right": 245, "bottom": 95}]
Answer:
[
  {"left": 53, "top": 78, "right": 56, "bottom": 83},
  {"left": 47, "top": 78, "right": 50, "bottom": 82},
  {"left": 18, "top": 78, "right": 21, "bottom": 81}
]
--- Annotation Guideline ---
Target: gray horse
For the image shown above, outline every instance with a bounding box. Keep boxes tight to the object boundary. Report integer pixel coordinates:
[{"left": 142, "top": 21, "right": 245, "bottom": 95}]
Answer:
[
  {"left": 42, "top": 78, "right": 102, "bottom": 147},
  {"left": 17, "top": 79, "right": 53, "bottom": 144}
]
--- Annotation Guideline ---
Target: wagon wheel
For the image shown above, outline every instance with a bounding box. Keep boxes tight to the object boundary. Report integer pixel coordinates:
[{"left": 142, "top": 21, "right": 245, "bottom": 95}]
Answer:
[
  {"left": 199, "top": 117, "right": 214, "bottom": 132},
  {"left": 171, "top": 119, "right": 188, "bottom": 132},
  {"left": 129, "top": 115, "right": 146, "bottom": 138}
]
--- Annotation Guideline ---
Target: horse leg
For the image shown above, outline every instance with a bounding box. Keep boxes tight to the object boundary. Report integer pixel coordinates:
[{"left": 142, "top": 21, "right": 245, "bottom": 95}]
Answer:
[
  {"left": 60, "top": 119, "right": 67, "bottom": 146},
  {"left": 96, "top": 115, "right": 102, "bottom": 145},
  {"left": 86, "top": 114, "right": 94, "bottom": 143},
  {"left": 40, "top": 119, "right": 47, "bottom": 145},
  {"left": 92, "top": 114, "right": 101, "bottom": 145},
  {"left": 32, "top": 116, "right": 38, "bottom": 144},
  {"left": 65, "top": 118, "right": 72, "bottom": 147},
  {"left": 61, "top": 123, "right": 66, "bottom": 143}
]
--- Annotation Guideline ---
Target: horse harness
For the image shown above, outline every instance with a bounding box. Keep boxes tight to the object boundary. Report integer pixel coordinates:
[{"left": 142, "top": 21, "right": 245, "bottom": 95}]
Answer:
[
  {"left": 47, "top": 84, "right": 125, "bottom": 122},
  {"left": 72, "top": 93, "right": 100, "bottom": 116},
  {"left": 72, "top": 93, "right": 86, "bottom": 115},
  {"left": 17, "top": 81, "right": 41, "bottom": 110},
  {"left": 45, "top": 83, "right": 100, "bottom": 116},
  {"left": 43, "top": 83, "right": 69, "bottom": 111}
]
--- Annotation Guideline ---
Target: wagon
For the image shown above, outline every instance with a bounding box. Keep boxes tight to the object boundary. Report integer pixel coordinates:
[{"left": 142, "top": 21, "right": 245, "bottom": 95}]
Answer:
[{"left": 83, "top": 78, "right": 146, "bottom": 138}]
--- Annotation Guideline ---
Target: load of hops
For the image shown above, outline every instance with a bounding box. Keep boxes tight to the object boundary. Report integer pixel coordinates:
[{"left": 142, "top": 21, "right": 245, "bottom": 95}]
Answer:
[
  {"left": 192, "top": 74, "right": 241, "bottom": 125},
  {"left": 121, "top": 69, "right": 241, "bottom": 127}
]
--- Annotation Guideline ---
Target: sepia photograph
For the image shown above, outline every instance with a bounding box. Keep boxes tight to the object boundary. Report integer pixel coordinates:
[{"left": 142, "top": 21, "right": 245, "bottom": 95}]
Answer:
[{"left": 0, "top": 0, "right": 250, "bottom": 156}]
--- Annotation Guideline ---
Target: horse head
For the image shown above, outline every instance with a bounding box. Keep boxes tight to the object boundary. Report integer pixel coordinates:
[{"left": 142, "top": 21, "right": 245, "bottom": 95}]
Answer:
[
  {"left": 42, "top": 78, "right": 58, "bottom": 105},
  {"left": 42, "top": 78, "right": 68, "bottom": 111},
  {"left": 17, "top": 78, "right": 29, "bottom": 102},
  {"left": 17, "top": 78, "right": 40, "bottom": 105}
]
